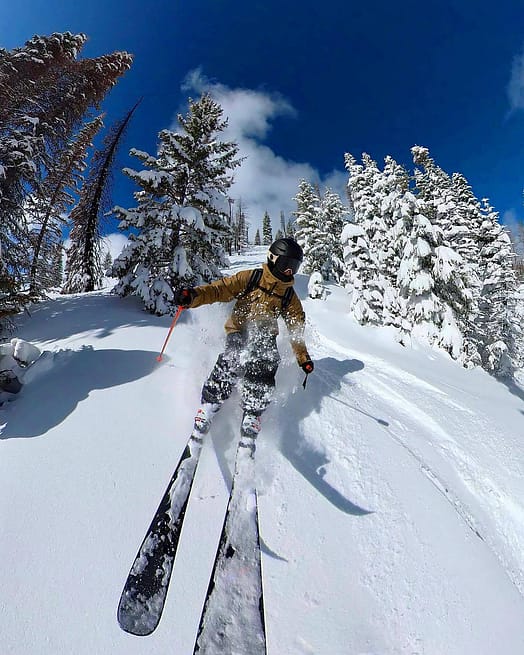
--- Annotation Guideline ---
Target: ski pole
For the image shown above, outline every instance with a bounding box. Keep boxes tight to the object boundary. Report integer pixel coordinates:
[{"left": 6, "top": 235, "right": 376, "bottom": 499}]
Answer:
[{"left": 156, "top": 305, "right": 185, "bottom": 362}]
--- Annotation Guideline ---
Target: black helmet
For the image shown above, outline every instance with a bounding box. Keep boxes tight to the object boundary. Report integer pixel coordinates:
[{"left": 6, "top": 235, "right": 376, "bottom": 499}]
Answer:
[{"left": 267, "top": 238, "right": 303, "bottom": 279}]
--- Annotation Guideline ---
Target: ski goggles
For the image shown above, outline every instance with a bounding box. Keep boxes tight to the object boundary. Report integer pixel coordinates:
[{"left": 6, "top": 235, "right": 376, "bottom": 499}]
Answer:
[{"left": 267, "top": 250, "right": 302, "bottom": 275}]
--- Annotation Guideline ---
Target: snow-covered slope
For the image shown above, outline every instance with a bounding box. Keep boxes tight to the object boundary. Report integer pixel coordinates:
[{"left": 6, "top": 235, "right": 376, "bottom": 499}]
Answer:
[{"left": 1, "top": 248, "right": 523, "bottom": 655}]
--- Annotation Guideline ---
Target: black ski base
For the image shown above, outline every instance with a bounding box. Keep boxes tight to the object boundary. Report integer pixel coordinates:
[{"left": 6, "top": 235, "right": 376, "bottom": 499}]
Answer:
[{"left": 117, "top": 432, "right": 203, "bottom": 636}]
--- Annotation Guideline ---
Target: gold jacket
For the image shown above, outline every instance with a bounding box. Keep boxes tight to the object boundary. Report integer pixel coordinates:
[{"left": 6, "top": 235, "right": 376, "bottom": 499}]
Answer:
[{"left": 190, "top": 264, "right": 311, "bottom": 365}]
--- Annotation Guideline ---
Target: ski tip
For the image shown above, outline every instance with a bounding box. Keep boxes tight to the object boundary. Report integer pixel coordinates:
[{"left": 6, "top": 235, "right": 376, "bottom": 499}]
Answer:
[
  {"left": 117, "top": 597, "right": 161, "bottom": 637},
  {"left": 117, "top": 611, "right": 159, "bottom": 637}
]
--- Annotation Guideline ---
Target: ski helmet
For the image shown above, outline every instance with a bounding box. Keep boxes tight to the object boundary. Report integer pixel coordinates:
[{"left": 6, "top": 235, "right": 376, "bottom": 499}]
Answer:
[{"left": 267, "top": 238, "right": 303, "bottom": 279}]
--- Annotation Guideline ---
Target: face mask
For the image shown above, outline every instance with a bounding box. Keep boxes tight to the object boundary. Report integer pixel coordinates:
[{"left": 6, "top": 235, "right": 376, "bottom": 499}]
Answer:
[{"left": 267, "top": 251, "right": 301, "bottom": 277}]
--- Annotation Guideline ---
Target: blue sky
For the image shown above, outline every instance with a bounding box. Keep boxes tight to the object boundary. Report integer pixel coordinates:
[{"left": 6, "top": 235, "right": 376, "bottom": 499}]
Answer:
[{"left": 3, "top": 0, "right": 524, "bottom": 241}]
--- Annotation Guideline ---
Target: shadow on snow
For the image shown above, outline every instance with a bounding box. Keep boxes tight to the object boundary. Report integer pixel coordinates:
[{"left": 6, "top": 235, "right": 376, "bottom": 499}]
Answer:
[
  {"left": 277, "top": 356, "right": 376, "bottom": 517},
  {"left": 0, "top": 346, "right": 157, "bottom": 439},
  {"left": 13, "top": 293, "right": 181, "bottom": 345},
  {"left": 497, "top": 375, "right": 524, "bottom": 415}
]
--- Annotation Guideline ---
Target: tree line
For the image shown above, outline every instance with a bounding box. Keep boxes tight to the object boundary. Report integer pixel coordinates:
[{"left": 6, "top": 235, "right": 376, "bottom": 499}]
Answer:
[
  {"left": 1, "top": 32, "right": 522, "bottom": 381},
  {"left": 294, "top": 148, "right": 523, "bottom": 378},
  {"left": 0, "top": 32, "right": 132, "bottom": 333}
]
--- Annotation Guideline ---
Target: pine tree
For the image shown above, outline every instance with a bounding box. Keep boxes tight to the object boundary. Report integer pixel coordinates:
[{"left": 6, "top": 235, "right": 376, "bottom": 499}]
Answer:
[
  {"left": 449, "top": 173, "right": 484, "bottom": 265},
  {"left": 397, "top": 189, "right": 471, "bottom": 360},
  {"left": 254, "top": 229, "right": 261, "bottom": 246},
  {"left": 103, "top": 250, "right": 113, "bottom": 274},
  {"left": 411, "top": 146, "right": 479, "bottom": 364},
  {"left": 0, "top": 33, "right": 132, "bottom": 227},
  {"left": 294, "top": 179, "right": 320, "bottom": 274},
  {"left": 342, "top": 145, "right": 522, "bottom": 375},
  {"left": 476, "top": 199, "right": 523, "bottom": 375},
  {"left": 375, "top": 155, "right": 411, "bottom": 328},
  {"left": 233, "top": 199, "right": 248, "bottom": 253},
  {"left": 48, "top": 243, "right": 65, "bottom": 288},
  {"left": 280, "top": 211, "right": 287, "bottom": 237},
  {"left": 0, "top": 34, "right": 87, "bottom": 306},
  {"left": 319, "top": 188, "right": 348, "bottom": 281},
  {"left": 0, "top": 32, "right": 132, "bottom": 312},
  {"left": 0, "top": 242, "right": 26, "bottom": 336},
  {"left": 341, "top": 223, "right": 382, "bottom": 324},
  {"left": 63, "top": 102, "right": 140, "bottom": 294},
  {"left": 345, "top": 153, "right": 386, "bottom": 318},
  {"left": 262, "top": 211, "right": 273, "bottom": 245},
  {"left": 112, "top": 94, "right": 242, "bottom": 314},
  {"left": 28, "top": 115, "right": 104, "bottom": 295}
]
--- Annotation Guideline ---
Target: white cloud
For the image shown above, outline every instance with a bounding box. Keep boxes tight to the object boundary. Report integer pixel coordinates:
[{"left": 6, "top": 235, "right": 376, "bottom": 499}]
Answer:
[
  {"left": 179, "top": 69, "right": 347, "bottom": 237},
  {"left": 507, "top": 49, "right": 524, "bottom": 112},
  {"left": 63, "top": 233, "right": 129, "bottom": 271},
  {"left": 100, "top": 233, "right": 129, "bottom": 263}
]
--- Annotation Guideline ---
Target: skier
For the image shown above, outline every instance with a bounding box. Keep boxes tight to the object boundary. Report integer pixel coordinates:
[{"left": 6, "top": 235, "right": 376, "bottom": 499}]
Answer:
[{"left": 174, "top": 237, "right": 314, "bottom": 438}]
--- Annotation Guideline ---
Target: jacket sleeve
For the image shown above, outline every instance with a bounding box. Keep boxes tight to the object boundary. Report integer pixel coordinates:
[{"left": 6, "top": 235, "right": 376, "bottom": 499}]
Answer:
[
  {"left": 189, "top": 269, "right": 252, "bottom": 308},
  {"left": 282, "top": 292, "right": 311, "bottom": 366}
]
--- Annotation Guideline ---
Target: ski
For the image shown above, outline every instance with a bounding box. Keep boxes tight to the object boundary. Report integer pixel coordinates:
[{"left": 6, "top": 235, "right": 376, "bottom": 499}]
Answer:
[
  {"left": 117, "top": 431, "right": 204, "bottom": 636},
  {"left": 193, "top": 429, "right": 267, "bottom": 654}
]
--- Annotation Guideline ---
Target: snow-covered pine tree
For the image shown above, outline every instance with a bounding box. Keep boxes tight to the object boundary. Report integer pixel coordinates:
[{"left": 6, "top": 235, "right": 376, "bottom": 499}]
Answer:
[
  {"left": 262, "top": 211, "right": 273, "bottom": 245},
  {"left": 254, "top": 229, "right": 261, "bottom": 246},
  {"left": 233, "top": 199, "right": 249, "bottom": 253},
  {"left": 280, "top": 211, "right": 287, "bottom": 237},
  {"left": 0, "top": 33, "right": 132, "bottom": 249},
  {"left": 411, "top": 146, "right": 481, "bottom": 365},
  {"left": 28, "top": 115, "right": 104, "bottom": 296},
  {"left": 294, "top": 179, "right": 321, "bottom": 274},
  {"left": 359, "top": 154, "right": 391, "bottom": 250},
  {"left": 411, "top": 147, "right": 476, "bottom": 271},
  {"left": 103, "top": 250, "right": 113, "bottom": 274},
  {"left": 447, "top": 171, "right": 487, "bottom": 365},
  {"left": 320, "top": 188, "right": 349, "bottom": 282},
  {"left": 0, "top": 33, "right": 87, "bottom": 230},
  {"left": 48, "top": 243, "right": 65, "bottom": 288},
  {"left": 0, "top": 32, "right": 132, "bottom": 307},
  {"left": 63, "top": 101, "right": 140, "bottom": 294},
  {"left": 0, "top": 241, "right": 26, "bottom": 337},
  {"left": 0, "top": 34, "right": 130, "bottom": 327},
  {"left": 397, "top": 189, "right": 471, "bottom": 360},
  {"left": 448, "top": 173, "right": 483, "bottom": 266},
  {"left": 341, "top": 222, "right": 382, "bottom": 324},
  {"left": 344, "top": 153, "right": 385, "bottom": 320},
  {"left": 112, "top": 94, "right": 242, "bottom": 314},
  {"left": 476, "top": 198, "right": 523, "bottom": 376},
  {"left": 376, "top": 155, "right": 411, "bottom": 328},
  {"left": 0, "top": 211, "right": 27, "bottom": 313}
]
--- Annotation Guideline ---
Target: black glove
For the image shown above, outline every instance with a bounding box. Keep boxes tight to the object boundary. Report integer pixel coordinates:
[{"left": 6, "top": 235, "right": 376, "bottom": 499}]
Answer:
[
  {"left": 174, "top": 287, "right": 196, "bottom": 308},
  {"left": 301, "top": 360, "right": 314, "bottom": 374}
]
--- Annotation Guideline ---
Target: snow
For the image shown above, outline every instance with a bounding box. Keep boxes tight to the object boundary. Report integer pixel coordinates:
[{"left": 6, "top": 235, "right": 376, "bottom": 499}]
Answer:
[
  {"left": 1, "top": 247, "right": 524, "bottom": 654},
  {"left": 341, "top": 223, "right": 365, "bottom": 240},
  {"left": 195, "top": 435, "right": 266, "bottom": 654}
]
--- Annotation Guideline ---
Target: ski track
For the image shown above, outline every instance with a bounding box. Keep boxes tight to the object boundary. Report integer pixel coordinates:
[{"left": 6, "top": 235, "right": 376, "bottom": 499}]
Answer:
[
  {"left": 3, "top": 259, "right": 524, "bottom": 655},
  {"left": 310, "top": 333, "right": 524, "bottom": 597}
]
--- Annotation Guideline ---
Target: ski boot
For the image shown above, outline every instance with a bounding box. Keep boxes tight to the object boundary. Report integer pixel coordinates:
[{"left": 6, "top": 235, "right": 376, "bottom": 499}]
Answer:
[
  {"left": 240, "top": 412, "right": 262, "bottom": 438},
  {"left": 193, "top": 403, "right": 220, "bottom": 434}
]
